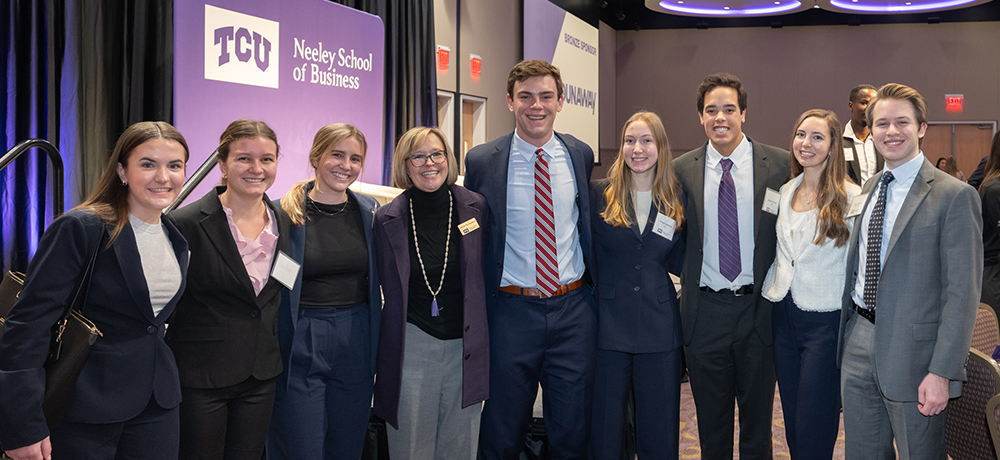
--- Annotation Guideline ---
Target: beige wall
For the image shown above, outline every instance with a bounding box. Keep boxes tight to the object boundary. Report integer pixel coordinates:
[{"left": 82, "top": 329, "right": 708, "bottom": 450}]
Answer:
[
  {"left": 458, "top": 0, "right": 520, "bottom": 138},
  {"left": 614, "top": 22, "right": 1000, "bottom": 155},
  {"left": 433, "top": 0, "right": 457, "bottom": 92}
]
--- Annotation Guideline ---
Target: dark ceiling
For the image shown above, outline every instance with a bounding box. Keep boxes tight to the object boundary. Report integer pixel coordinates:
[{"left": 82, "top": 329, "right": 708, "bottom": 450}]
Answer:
[{"left": 550, "top": 0, "right": 1000, "bottom": 29}]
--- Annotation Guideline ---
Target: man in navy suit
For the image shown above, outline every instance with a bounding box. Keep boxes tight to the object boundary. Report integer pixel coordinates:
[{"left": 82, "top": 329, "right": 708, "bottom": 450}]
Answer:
[
  {"left": 465, "top": 60, "right": 595, "bottom": 460},
  {"left": 673, "top": 72, "right": 789, "bottom": 459}
]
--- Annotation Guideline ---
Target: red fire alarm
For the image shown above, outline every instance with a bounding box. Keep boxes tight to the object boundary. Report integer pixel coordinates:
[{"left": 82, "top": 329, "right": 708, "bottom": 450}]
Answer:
[
  {"left": 945, "top": 94, "right": 963, "bottom": 112},
  {"left": 470, "top": 54, "right": 482, "bottom": 79},
  {"left": 437, "top": 45, "right": 450, "bottom": 71}
]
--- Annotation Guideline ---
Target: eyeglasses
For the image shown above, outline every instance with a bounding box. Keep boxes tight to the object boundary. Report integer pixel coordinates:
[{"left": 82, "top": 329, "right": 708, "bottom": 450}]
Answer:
[{"left": 407, "top": 151, "right": 448, "bottom": 167}]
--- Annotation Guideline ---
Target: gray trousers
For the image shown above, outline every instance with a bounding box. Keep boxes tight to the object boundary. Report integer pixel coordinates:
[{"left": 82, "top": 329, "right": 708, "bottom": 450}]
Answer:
[
  {"left": 386, "top": 323, "right": 482, "bottom": 460},
  {"left": 840, "top": 315, "right": 947, "bottom": 460}
]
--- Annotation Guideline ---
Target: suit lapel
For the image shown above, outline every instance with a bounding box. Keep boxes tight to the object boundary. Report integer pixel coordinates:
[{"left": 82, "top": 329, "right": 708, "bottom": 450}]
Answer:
[
  {"left": 845, "top": 171, "right": 881, "bottom": 288},
  {"left": 111, "top": 222, "right": 155, "bottom": 322},
  {"left": 454, "top": 185, "right": 484, "bottom": 289},
  {"left": 489, "top": 135, "right": 512, "bottom": 250},
  {"left": 254, "top": 196, "right": 288, "bottom": 306},
  {"left": 884, "top": 159, "right": 934, "bottom": 262},
  {"left": 382, "top": 190, "right": 412, "bottom": 303},
  {"left": 691, "top": 145, "right": 707, "bottom": 245},
  {"left": 199, "top": 197, "right": 257, "bottom": 297},
  {"left": 751, "top": 139, "right": 770, "bottom": 242}
]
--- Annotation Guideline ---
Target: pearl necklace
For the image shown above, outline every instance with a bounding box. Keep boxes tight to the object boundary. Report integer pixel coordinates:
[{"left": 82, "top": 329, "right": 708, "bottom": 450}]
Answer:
[{"left": 409, "top": 189, "right": 452, "bottom": 317}]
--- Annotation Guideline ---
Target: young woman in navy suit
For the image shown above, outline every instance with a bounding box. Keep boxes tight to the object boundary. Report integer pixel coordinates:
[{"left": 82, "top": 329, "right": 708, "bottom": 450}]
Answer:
[
  {"left": 590, "top": 111, "right": 685, "bottom": 459},
  {"left": 373, "top": 127, "right": 489, "bottom": 460},
  {"left": 761, "top": 109, "right": 861, "bottom": 459},
  {"left": 167, "top": 120, "right": 290, "bottom": 460},
  {"left": 267, "top": 123, "right": 381, "bottom": 460},
  {"left": 0, "top": 122, "right": 191, "bottom": 460}
]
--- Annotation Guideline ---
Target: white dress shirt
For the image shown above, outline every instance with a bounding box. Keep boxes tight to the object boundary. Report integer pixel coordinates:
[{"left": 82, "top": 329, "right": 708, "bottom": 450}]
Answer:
[
  {"left": 701, "top": 134, "right": 755, "bottom": 290},
  {"left": 501, "top": 132, "right": 585, "bottom": 287},
  {"left": 844, "top": 120, "right": 879, "bottom": 185},
  {"left": 851, "top": 153, "right": 924, "bottom": 309}
]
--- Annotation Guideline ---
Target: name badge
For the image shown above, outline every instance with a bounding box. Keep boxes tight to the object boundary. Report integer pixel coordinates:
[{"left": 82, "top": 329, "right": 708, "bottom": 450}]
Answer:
[
  {"left": 762, "top": 188, "right": 780, "bottom": 215},
  {"left": 652, "top": 213, "right": 676, "bottom": 241},
  {"left": 458, "top": 217, "right": 480, "bottom": 235},
  {"left": 271, "top": 251, "right": 301, "bottom": 290},
  {"left": 843, "top": 147, "right": 855, "bottom": 161},
  {"left": 847, "top": 193, "right": 869, "bottom": 218}
]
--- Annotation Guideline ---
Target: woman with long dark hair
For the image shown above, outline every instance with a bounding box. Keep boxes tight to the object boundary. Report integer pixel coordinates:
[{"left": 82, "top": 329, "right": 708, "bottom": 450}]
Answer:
[
  {"left": 0, "top": 122, "right": 191, "bottom": 460},
  {"left": 761, "top": 109, "right": 861, "bottom": 459},
  {"left": 167, "top": 119, "right": 290, "bottom": 460},
  {"left": 590, "top": 111, "right": 685, "bottom": 459}
]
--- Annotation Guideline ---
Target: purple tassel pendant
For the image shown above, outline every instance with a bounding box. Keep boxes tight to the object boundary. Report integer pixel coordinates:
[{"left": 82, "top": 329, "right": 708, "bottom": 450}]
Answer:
[{"left": 431, "top": 299, "right": 440, "bottom": 317}]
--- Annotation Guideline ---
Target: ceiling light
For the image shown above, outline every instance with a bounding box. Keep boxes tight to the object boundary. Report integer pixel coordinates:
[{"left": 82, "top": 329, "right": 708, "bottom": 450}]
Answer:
[
  {"left": 658, "top": 0, "right": 802, "bottom": 15},
  {"left": 830, "top": 0, "right": 978, "bottom": 11}
]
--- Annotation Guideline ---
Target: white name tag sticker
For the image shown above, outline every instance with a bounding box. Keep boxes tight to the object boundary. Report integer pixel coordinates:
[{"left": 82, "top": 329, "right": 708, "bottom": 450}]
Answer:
[
  {"left": 458, "top": 218, "right": 480, "bottom": 235},
  {"left": 763, "top": 188, "right": 780, "bottom": 215},
  {"left": 271, "top": 251, "right": 301, "bottom": 290},
  {"left": 847, "top": 193, "right": 869, "bottom": 218},
  {"left": 844, "top": 147, "right": 855, "bottom": 161},
  {"left": 652, "top": 213, "right": 676, "bottom": 241}
]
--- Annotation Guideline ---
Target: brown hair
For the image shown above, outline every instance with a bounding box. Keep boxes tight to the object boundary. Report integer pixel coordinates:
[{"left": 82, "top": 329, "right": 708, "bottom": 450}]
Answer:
[
  {"left": 216, "top": 119, "right": 279, "bottom": 185},
  {"left": 866, "top": 83, "right": 928, "bottom": 146},
  {"left": 77, "top": 121, "right": 190, "bottom": 245},
  {"left": 981, "top": 131, "right": 1000, "bottom": 191},
  {"left": 281, "top": 123, "right": 367, "bottom": 225},
  {"left": 506, "top": 60, "right": 564, "bottom": 100},
  {"left": 697, "top": 72, "right": 747, "bottom": 113},
  {"left": 601, "top": 111, "right": 684, "bottom": 228},
  {"left": 390, "top": 127, "right": 458, "bottom": 189},
  {"left": 789, "top": 109, "right": 851, "bottom": 247}
]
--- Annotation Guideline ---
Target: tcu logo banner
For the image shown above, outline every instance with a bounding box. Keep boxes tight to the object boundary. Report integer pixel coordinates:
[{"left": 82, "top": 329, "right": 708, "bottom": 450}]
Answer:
[{"left": 204, "top": 4, "right": 279, "bottom": 88}]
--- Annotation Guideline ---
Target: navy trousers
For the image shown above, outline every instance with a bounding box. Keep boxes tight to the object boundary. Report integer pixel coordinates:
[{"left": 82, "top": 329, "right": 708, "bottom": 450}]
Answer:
[
  {"left": 591, "top": 348, "right": 681, "bottom": 460},
  {"left": 478, "top": 287, "right": 597, "bottom": 460},
  {"left": 53, "top": 396, "right": 178, "bottom": 460},
  {"left": 268, "top": 304, "right": 373, "bottom": 460},
  {"left": 772, "top": 295, "right": 841, "bottom": 460}
]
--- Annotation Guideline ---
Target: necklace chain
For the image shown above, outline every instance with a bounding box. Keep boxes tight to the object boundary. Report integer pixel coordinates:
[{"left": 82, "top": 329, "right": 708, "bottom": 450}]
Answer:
[
  {"left": 409, "top": 189, "right": 453, "bottom": 315},
  {"left": 309, "top": 197, "right": 348, "bottom": 217}
]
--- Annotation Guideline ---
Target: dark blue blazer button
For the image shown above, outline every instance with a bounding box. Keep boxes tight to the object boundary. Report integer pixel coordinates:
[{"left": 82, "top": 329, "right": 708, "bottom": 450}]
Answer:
[
  {"left": 147, "top": 325, "right": 156, "bottom": 334},
  {"left": 251, "top": 310, "right": 258, "bottom": 318}
]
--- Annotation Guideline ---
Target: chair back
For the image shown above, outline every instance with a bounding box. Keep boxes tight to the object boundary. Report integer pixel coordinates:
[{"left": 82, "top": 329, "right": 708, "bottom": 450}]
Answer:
[
  {"left": 988, "top": 394, "right": 1000, "bottom": 459},
  {"left": 974, "top": 303, "right": 1000, "bottom": 355},
  {"left": 946, "top": 348, "right": 1000, "bottom": 459}
]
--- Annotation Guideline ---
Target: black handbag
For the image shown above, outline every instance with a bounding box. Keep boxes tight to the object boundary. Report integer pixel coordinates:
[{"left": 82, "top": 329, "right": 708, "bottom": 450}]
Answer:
[
  {"left": 0, "top": 270, "right": 26, "bottom": 343},
  {"left": 40, "top": 225, "right": 105, "bottom": 430}
]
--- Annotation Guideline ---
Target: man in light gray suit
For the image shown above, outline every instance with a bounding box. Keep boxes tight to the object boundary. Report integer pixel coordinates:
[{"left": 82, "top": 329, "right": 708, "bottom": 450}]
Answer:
[
  {"left": 673, "top": 72, "right": 789, "bottom": 460},
  {"left": 838, "top": 83, "right": 983, "bottom": 459}
]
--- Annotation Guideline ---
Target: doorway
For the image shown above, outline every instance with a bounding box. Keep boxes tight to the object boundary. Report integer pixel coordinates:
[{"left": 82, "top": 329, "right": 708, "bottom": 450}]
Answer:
[{"left": 923, "top": 122, "right": 996, "bottom": 178}]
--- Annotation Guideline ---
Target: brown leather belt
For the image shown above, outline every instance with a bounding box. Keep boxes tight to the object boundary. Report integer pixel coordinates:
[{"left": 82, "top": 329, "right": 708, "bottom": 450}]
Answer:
[{"left": 499, "top": 279, "right": 585, "bottom": 298}]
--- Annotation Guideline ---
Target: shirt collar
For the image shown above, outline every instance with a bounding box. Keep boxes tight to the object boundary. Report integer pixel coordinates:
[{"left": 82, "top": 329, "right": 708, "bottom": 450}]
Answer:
[
  {"left": 883, "top": 151, "right": 924, "bottom": 184},
  {"left": 513, "top": 131, "right": 561, "bottom": 161},
  {"left": 705, "top": 133, "right": 751, "bottom": 171}
]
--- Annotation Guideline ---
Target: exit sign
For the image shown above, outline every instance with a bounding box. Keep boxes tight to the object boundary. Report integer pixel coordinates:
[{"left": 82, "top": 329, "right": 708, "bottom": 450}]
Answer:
[{"left": 945, "top": 94, "right": 964, "bottom": 112}]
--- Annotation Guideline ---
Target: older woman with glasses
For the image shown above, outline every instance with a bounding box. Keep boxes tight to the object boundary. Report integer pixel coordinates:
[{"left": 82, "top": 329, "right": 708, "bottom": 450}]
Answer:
[{"left": 373, "top": 127, "right": 490, "bottom": 460}]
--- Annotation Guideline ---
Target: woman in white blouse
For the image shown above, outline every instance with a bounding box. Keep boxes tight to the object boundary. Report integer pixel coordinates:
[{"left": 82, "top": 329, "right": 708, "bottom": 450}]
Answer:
[{"left": 762, "top": 109, "right": 861, "bottom": 459}]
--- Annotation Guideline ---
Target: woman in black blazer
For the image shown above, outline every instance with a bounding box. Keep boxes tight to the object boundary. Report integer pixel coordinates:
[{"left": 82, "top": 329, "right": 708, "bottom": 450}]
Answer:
[
  {"left": 0, "top": 122, "right": 191, "bottom": 460},
  {"left": 166, "top": 119, "right": 290, "bottom": 460},
  {"left": 590, "top": 111, "right": 685, "bottom": 459}
]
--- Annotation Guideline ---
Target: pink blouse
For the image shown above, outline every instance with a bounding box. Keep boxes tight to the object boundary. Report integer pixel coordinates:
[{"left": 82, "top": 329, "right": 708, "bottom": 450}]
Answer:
[{"left": 222, "top": 204, "right": 278, "bottom": 295}]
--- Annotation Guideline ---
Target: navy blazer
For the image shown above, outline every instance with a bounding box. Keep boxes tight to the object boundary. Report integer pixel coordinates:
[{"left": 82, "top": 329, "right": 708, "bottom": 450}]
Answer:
[
  {"left": 372, "top": 185, "right": 490, "bottom": 429},
  {"left": 0, "top": 210, "right": 189, "bottom": 449},
  {"left": 590, "top": 181, "right": 685, "bottom": 354},
  {"left": 274, "top": 184, "right": 381, "bottom": 400},
  {"left": 464, "top": 132, "right": 595, "bottom": 301},
  {"left": 166, "top": 187, "right": 290, "bottom": 389}
]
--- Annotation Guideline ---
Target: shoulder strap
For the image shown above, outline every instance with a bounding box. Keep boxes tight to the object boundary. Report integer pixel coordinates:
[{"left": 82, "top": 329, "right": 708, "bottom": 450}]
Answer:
[{"left": 60, "top": 224, "right": 106, "bottom": 321}]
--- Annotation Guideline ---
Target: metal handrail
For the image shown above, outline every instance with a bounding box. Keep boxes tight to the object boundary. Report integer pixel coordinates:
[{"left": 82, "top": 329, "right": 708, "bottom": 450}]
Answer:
[
  {"left": 165, "top": 149, "right": 219, "bottom": 213},
  {"left": 0, "top": 139, "right": 64, "bottom": 218}
]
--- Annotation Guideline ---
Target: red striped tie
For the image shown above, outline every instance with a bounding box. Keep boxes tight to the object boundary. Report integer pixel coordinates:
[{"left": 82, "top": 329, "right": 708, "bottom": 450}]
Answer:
[{"left": 534, "top": 148, "right": 558, "bottom": 297}]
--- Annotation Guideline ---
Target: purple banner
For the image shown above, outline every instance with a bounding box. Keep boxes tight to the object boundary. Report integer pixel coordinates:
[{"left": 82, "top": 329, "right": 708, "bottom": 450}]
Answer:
[{"left": 174, "top": 0, "right": 385, "bottom": 205}]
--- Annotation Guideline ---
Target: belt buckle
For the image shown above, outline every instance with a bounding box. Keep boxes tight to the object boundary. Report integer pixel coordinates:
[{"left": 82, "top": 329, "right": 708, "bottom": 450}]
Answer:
[{"left": 523, "top": 287, "right": 543, "bottom": 297}]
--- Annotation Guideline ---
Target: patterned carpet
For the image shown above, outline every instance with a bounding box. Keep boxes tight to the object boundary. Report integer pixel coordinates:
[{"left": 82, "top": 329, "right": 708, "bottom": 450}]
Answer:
[{"left": 678, "top": 381, "right": 847, "bottom": 459}]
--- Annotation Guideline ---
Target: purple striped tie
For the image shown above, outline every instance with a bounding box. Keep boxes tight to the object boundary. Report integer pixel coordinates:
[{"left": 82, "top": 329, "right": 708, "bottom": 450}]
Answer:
[
  {"left": 718, "top": 158, "right": 740, "bottom": 282},
  {"left": 534, "top": 149, "right": 559, "bottom": 297}
]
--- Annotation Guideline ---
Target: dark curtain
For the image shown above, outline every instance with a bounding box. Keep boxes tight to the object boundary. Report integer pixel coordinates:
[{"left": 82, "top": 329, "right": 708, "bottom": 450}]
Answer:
[
  {"left": 1, "top": 0, "right": 69, "bottom": 273},
  {"left": 330, "top": 0, "right": 438, "bottom": 185},
  {"left": 1, "top": 0, "right": 172, "bottom": 272}
]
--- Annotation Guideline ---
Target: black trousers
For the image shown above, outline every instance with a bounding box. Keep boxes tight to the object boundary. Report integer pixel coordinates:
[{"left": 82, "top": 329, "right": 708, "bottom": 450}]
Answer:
[{"left": 179, "top": 376, "right": 276, "bottom": 460}]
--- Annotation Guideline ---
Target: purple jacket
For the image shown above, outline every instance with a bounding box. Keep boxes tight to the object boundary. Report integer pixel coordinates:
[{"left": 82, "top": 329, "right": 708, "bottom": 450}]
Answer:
[{"left": 372, "top": 184, "right": 490, "bottom": 429}]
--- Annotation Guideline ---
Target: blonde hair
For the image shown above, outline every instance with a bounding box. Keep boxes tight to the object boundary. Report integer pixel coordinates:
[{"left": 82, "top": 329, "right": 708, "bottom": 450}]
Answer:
[
  {"left": 789, "top": 109, "right": 851, "bottom": 247},
  {"left": 280, "top": 123, "right": 367, "bottom": 226},
  {"left": 77, "top": 121, "right": 189, "bottom": 245},
  {"left": 601, "top": 111, "right": 683, "bottom": 228},
  {"left": 390, "top": 127, "right": 458, "bottom": 189}
]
